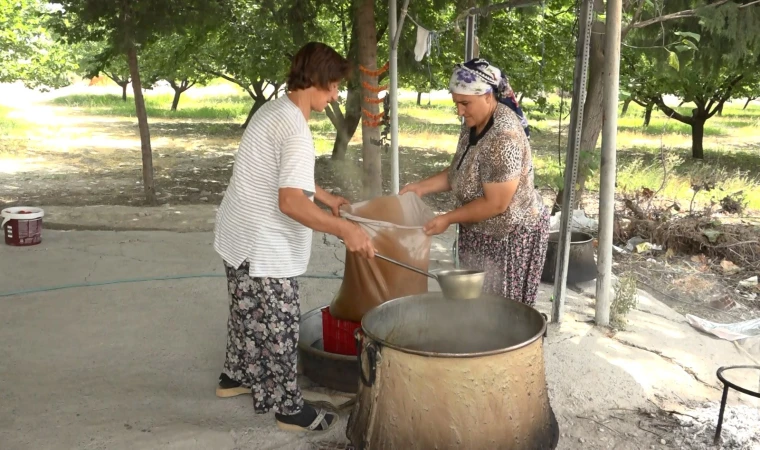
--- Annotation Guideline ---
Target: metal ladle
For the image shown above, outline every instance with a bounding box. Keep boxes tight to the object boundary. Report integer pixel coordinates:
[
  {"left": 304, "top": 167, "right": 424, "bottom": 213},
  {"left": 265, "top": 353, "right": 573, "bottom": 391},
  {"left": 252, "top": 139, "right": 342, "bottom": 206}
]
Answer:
[{"left": 340, "top": 241, "right": 486, "bottom": 299}]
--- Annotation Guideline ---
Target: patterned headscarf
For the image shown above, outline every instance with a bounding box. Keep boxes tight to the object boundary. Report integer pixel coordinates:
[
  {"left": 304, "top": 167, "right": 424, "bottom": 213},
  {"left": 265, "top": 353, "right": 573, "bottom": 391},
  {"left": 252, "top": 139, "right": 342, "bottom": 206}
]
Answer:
[{"left": 449, "top": 58, "right": 517, "bottom": 104}]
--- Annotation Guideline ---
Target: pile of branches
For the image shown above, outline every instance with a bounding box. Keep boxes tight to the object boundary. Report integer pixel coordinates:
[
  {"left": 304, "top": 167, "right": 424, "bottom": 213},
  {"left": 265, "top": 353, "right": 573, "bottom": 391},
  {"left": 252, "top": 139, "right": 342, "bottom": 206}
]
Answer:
[{"left": 615, "top": 189, "right": 760, "bottom": 272}]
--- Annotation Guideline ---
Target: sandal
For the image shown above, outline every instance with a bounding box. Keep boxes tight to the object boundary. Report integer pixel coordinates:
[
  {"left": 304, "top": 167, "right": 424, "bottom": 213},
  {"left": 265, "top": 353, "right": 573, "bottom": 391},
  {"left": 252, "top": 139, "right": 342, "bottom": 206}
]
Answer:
[
  {"left": 276, "top": 408, "right": 339, "bottom": 432},
  {"left": 215, "top": 373, "right": 250, "bottom": 398}
]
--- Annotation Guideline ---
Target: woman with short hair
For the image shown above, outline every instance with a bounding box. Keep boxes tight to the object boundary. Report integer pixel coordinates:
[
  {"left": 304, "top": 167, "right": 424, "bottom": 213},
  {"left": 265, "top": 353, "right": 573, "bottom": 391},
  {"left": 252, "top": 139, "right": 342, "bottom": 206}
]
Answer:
[{"left": 213, "top": 42, "right": 374, "bottom": 433}]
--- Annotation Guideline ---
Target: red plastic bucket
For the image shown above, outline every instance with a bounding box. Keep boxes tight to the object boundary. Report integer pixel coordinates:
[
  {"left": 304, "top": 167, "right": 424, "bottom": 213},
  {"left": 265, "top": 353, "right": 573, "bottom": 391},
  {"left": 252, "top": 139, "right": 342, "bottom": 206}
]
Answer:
[
  {"left": 321, "top": 307, "right": 361, "bottom": 356},
  {"left": 1, "top": 207, "right": 44, "bottom": 246}
]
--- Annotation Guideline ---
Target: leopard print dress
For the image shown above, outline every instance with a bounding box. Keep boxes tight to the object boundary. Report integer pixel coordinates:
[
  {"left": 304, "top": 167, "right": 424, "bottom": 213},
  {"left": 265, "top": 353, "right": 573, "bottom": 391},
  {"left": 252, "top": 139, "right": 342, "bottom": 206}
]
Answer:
[{"left": 448, "top": 103, "right": 550, "bottom": 306}]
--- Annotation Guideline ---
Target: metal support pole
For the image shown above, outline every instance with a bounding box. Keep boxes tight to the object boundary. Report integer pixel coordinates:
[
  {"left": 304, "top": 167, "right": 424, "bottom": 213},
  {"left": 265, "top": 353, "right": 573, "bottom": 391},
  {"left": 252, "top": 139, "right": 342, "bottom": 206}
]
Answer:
[
  {"left": 465, "top": 13, "right": 476, "bottom": 60},
  {"left": 595, "top": 0, "right": 622, "bottom": 326},
  {"left": 388, "top": 0, "right": 409, "bottom": 195},
  {"left": 455, "top": 11, "right": 477, "bottom": 269},
  {"left": 551, "top": 0, "right": 594, "bottom": 324}
]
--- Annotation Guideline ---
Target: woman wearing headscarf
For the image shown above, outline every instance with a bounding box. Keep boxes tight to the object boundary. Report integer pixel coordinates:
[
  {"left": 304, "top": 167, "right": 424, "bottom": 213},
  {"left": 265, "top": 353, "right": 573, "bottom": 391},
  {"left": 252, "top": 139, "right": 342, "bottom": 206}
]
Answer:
[{"left": 400, "top": 58, "right": 549, "bottom": 307}]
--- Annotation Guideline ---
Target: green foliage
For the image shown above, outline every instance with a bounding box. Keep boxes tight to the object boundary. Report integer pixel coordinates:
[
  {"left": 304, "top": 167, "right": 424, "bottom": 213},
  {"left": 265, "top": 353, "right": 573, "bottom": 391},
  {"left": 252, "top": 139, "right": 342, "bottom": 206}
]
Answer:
[
  {"left": 47, "top": 0, "right": 221, "bottom": 52},
  {"left": 480, "top": 0, "right": 576, "bottom": 103},
  {"left": 698, "top": 1, "right": 760, "bottom": 65},
  {"left": 394, "top": 1, "right": 464, "bottom": 94},
  {"left": 192, "top": 0, "right": 331, "bottom": 103},
  {"left": 0, "top": 0, "right": 77, "bottom": 89},
  {"left": 611, "top": 274, "right": 638, "bottom": 330},
  {"left": 621, "top": 0, "right": 760, "bottom": 157},
  {"left": 140, "top": 34, "right": 213, "bottom": 95}
]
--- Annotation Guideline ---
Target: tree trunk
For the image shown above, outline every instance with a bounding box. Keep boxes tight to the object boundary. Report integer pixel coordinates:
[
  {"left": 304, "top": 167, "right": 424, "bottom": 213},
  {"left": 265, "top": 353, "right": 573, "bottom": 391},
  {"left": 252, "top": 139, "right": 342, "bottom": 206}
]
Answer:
[
  {"left": 417, "top": 92, "right": 422, "bottom": 105},
  {"left": 126, "top": 46, "right": 157, "bottom": 205},
  {"left": 551, "top": 190, "right": 563, "bottom": 215},
  {"left": 242, "top": 99, "right": 266, "bottom": 128},
  {"left": 327, "top": 87, "right": 361, "bottom": 160},
  {"left": 356, "top": 0, "right": 382, "bottom": 199},
  {"left": 326, "top": 0, "right": 362, "bottom": 161},
  {"left": 241, "top": 80, "right": 273, "bottom": 128},
  {"left": 691, "top": 116, "right": 705, "bottom": 159},
  {"left": 716, "top": 103, "right": 724, "bottom": 117},
  {"left": 643, "top": 102, "right": 654, "bottom": 127},
  {"left": 169, "top": 79, "right": 193, "bottom": 111},
  {"left": 621, "top": 97, "right": 632, "bottom": 116},
  {"left": 171, "top": 90, "right": 182, "bottom": 111},
  {"left": 744, "top": 97, "right": 755, "bottom": 109},
  {"left": 120, "top": 82, "right": 129, "bottom": 101},
  {"left": 572, "top": 0, "right": 606, "bottom": 209}
]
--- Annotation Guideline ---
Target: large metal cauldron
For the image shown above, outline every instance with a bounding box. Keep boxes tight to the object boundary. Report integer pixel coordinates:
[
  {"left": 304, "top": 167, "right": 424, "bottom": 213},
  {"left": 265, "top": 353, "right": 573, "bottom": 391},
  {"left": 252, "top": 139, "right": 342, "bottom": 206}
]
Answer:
[{"left": 347, "top": 293, "right": 559, "bottom": 450}]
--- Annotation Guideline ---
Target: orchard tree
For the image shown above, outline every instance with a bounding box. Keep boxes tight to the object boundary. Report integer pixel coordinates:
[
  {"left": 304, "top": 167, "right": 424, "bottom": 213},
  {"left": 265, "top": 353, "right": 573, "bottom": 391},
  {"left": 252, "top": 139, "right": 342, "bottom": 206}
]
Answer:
[
  {"left": 194, "top": 0, "right": 331, "bottom": 128},
  {"left": 48, "top": 0, "right": 220, "bottom": 204},
  {"left": 623, "top": 0, "right": 759, "bottom": 159},
  {"left": 569, "top": 0, "right": 760, "bottom": 202},
  {"left": 76, "top": 41, "right": 135, "bottom": 101},
  {"left": 395, "top": 2, "right": 462, "bottom": 106},
  {"left": 735, "top": 79, "right": 760, "bottom": 110},
  {"left": 1, "top": 0, "right": 76, "bottom": 89},
  {"left": 481, "top": 0, "right": 576, "bottom": 107},
  {"left": 355, "top": 0, "right": 384, "bottom": 198},
  {"left": 321, "top": 0, "right": 363, "bottom": 161},
  {"left": 319, "top": 0, "right": 395, "bottom": 163},
  {"left": 140, "top": 35, "right": 212, "bottom": 111}
]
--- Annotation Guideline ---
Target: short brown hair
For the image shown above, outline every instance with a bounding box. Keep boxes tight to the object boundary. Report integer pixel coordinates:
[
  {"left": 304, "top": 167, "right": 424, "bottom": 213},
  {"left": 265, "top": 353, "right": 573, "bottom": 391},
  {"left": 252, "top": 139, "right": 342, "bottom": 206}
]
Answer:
[{"left": 286, "top": 42, "right": 351, "bottom": 91}]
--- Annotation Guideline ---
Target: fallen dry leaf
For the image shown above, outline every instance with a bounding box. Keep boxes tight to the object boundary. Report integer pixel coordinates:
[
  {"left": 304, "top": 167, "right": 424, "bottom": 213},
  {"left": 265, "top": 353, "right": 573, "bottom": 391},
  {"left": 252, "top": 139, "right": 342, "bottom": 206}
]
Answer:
[
  {"left": 708, "top": 295, "right": 736, "bottom": 311},
  {"left": 691, "top": 254, "right": 708, "bottom": 264},
  {"left": 720, "top": 260, "right": 740, "bottom": 273}
]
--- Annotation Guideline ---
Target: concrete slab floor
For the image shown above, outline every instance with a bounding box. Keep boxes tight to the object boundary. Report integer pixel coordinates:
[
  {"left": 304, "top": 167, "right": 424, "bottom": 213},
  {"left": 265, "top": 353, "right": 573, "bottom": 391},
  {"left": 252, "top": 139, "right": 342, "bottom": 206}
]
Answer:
[{"left": 1, "top": 229, "right": 758, "bottom": 450}]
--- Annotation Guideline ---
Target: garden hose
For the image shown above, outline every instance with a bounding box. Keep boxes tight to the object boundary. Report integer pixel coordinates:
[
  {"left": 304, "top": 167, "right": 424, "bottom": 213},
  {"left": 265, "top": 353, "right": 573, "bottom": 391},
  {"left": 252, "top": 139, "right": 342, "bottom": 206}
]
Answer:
[{"left": 0, "top": 273, "right": 343, "bottom": 298}]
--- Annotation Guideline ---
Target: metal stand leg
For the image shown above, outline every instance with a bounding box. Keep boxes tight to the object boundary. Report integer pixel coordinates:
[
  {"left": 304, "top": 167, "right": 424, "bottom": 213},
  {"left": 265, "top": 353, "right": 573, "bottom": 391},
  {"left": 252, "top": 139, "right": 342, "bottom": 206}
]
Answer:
[
  {"left": 454, "top": 224, "right": 460, "bottom": 269},
  {"left": 714, "top": 384, "right": 729, "bottom": 445}
]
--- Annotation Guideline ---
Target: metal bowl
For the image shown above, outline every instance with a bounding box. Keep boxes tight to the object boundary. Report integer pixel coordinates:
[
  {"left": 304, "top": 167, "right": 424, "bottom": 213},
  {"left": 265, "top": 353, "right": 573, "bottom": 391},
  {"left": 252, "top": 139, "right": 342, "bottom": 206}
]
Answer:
[{"left": 433, "top": 268, "right": 486, "bottom": 299}]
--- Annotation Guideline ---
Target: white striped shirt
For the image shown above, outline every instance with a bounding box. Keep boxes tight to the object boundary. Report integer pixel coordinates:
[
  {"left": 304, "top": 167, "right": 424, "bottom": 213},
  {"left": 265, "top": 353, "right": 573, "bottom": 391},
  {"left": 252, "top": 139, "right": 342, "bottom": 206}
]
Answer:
[{"left": 213, "top": 95, "right": 316, "bottom": 278}]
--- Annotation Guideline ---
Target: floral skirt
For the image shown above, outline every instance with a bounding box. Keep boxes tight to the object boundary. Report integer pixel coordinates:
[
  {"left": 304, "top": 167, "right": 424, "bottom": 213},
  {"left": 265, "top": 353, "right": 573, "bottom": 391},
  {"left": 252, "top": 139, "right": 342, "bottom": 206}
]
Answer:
[
  {"left": 458, "top": 210, "right": 550, "bottom": 307},
  {"left": 222, "top": 260, "right": 303, "bottom": 415}
]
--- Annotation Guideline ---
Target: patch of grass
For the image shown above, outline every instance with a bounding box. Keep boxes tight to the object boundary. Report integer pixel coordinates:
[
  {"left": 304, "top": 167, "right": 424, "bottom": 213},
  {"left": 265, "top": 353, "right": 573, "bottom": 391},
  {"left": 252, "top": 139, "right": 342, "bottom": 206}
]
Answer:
[
  {"left": 399, "top": 114, "right": 461, "bottom": 135},
  {"left": 611, "top": 147, "right": 760, "bottom": 211},
  {"left": 28, "top": 87, "right": 760, "bottom": 212},
  {"left": 618, "top": 117, "right": 725, "bottom": 136},
  {"left": 0, "top": 106, "right": 31, "bottom": 136},
  {"left": 50, "top": 93, "right": 252, "bottom": 121},
  {"left": 0, "top": 106, "right": 34, "bottom": 157}
]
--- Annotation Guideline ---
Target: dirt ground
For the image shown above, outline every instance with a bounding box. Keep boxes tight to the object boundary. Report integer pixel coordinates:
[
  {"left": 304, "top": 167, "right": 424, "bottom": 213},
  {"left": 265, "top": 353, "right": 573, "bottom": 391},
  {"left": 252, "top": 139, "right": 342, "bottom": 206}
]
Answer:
[{"left": 1, "top": 228, "right": 758, "bottom": 450}]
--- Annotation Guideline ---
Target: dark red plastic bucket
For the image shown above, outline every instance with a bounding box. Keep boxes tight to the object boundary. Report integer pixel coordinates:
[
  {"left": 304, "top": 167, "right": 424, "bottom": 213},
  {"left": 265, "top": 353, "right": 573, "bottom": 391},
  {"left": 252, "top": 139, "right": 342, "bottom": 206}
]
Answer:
[
  {"left": 321, "top": 307, "right": 361, "bottom": 356},
  {"left": 1, "top": 207, "right": 44, "bottom": 246}
]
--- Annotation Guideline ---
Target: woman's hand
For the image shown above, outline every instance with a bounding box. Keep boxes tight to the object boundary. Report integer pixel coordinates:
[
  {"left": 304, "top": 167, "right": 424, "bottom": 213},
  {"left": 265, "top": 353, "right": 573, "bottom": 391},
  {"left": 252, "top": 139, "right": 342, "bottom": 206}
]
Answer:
[
  {"left": 400, "top": 168, "right": 451, "bottom": 197},
  {"left": 325, "top": 193, "right": 350, "bottom": 217},
  {"left": 341, "top": 222, "right": 375, "bottom": 259},
  {"left": 399, "top": 182, "right": 424, "bottom": 197},
  {"left": 423, "top": 214, "right": 451, "bottom": 236}
]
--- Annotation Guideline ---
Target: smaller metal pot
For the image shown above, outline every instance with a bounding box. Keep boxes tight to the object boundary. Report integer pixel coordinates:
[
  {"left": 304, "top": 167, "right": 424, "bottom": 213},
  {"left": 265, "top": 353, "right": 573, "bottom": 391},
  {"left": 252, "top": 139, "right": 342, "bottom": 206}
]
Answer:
[{"left": 541, "top": 231, "right": 597, "bottom": 284}]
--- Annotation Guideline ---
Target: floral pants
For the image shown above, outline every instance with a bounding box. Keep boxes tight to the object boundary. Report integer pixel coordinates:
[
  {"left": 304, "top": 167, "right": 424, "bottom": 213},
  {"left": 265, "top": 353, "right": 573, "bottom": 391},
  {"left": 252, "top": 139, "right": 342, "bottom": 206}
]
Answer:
[
  {"left": 458, "top": 208, "right": 550, "bottom": 307},
  {"left": 222, "top": 261, "right": 303, "bottom": 415}
]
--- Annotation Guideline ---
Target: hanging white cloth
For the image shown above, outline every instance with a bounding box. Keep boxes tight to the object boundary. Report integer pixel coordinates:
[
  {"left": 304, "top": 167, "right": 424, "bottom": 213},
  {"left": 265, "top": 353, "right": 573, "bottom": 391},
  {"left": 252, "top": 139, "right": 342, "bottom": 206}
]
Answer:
[{"left": 414, "top": 26, "right": 431, "bottom": 62}]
